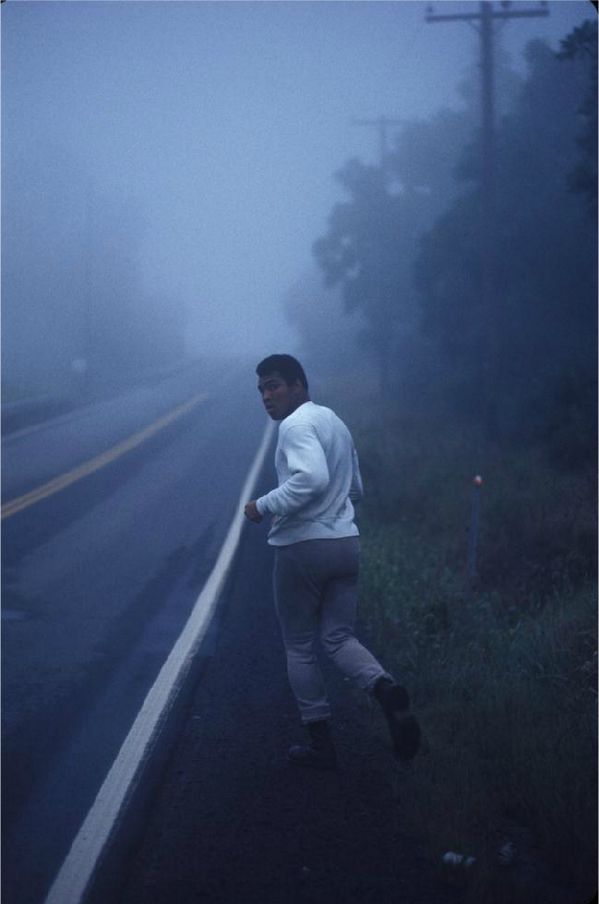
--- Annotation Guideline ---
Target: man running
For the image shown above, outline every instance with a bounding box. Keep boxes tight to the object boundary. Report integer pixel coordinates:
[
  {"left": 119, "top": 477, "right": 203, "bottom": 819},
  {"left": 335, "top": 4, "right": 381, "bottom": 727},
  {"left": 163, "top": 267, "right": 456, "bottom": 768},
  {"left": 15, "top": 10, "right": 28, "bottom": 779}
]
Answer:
[{"left": 244, "top": 354, "right": 420, "bottom": 770}]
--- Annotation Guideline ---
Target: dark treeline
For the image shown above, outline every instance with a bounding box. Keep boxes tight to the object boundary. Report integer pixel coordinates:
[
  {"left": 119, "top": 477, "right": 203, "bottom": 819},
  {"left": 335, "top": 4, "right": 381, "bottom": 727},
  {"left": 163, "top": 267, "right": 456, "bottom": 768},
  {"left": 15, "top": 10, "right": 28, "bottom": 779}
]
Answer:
[
  {"left": 304, "top": 21, "right": 597, "bottom": 471},
  {"left": 2, "top": 144, "right": 188, "bottom": 401}
]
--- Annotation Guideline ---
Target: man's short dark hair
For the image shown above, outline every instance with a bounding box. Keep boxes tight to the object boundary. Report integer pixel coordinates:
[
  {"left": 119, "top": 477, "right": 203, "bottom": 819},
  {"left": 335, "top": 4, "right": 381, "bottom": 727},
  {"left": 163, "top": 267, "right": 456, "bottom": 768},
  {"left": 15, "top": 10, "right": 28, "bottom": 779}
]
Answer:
[{"left": 256, "top": 354, "right": 308, "bottom": 390}]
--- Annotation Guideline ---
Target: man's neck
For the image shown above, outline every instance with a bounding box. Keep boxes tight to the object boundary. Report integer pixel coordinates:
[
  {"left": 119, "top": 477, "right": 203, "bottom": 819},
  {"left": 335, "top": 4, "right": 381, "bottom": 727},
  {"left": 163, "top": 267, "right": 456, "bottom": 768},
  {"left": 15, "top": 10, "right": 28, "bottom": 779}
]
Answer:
[{"left": 285, "top": 395, "right": 310, "bottom": 418}]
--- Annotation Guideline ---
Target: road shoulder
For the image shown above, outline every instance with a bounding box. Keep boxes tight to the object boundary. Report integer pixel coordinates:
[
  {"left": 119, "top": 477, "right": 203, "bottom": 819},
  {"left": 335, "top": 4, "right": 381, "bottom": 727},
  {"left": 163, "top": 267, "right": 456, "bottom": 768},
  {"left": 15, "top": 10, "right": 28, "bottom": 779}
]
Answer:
[{"left": 117, "top": 486, "right": 463, "bottom": 904}]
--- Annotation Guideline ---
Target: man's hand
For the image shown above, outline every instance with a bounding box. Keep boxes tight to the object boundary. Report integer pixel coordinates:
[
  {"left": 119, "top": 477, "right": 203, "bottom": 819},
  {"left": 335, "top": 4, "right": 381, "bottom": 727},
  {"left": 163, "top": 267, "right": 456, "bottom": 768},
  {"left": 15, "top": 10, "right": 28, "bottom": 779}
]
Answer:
[{"left": 244, "top": 500, "right": 263, "bottom": 523}]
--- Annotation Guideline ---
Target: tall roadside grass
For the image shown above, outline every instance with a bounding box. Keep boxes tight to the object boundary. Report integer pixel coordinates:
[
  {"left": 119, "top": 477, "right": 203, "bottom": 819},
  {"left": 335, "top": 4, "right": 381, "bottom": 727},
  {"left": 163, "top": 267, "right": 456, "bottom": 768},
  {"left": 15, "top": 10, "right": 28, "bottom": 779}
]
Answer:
[{"left": 321, "top": 373, "right": 597, "bottom": 904}]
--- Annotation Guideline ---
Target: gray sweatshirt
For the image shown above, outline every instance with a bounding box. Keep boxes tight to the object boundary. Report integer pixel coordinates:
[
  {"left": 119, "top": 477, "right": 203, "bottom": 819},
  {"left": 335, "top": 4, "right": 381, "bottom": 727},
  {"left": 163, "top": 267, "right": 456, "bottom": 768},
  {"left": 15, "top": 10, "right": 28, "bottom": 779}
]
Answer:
[{"left": 255, "top": 401, "right": 363, "bottom": 546}]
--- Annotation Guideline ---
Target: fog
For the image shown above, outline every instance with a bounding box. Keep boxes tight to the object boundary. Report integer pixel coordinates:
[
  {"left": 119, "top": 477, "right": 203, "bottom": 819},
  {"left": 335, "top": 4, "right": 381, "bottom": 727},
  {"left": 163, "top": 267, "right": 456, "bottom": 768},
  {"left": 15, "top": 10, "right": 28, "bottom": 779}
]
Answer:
[{"left": 1, "top": 0, "right": 592, "bottom": 401}]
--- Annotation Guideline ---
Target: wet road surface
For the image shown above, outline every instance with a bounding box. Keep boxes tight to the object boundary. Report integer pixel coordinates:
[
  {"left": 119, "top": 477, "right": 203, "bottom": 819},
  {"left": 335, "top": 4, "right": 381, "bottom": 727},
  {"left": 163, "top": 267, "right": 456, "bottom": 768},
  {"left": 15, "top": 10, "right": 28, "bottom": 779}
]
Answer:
[{"left": 1, "top": 361, "right": 266, "bottom": 904}]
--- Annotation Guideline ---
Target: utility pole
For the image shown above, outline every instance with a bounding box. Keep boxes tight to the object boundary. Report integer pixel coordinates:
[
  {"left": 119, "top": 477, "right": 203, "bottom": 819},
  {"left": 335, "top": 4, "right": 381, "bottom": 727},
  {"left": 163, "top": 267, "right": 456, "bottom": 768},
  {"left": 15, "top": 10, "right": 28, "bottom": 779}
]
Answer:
[
  {"left": 426, "top": 1, "right": 549, "bottom": 436},
  {"left": 351, "top": 115, "right": 402, "bottom": 175},
  {"left": 76, "top": 180, "right": 95, "bottom": 400}
]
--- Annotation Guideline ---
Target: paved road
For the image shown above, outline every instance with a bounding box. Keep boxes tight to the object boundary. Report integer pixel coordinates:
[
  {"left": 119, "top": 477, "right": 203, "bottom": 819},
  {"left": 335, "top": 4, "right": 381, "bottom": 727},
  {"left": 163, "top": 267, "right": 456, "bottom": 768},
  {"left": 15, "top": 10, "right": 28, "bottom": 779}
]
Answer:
[
  {"left": 117, "top": 478, "right": 464, "bottom": 904},
  {"left": 1, "top": 359, "right": 267, "bottom": 904}
]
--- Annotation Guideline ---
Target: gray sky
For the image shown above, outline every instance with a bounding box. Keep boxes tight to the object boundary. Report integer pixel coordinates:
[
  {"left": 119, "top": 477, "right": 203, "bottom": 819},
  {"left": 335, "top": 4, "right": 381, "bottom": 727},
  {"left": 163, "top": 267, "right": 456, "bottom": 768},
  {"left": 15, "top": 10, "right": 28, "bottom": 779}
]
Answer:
[{"left": 2, "top": 0, "right": 593, "bottom": 359}]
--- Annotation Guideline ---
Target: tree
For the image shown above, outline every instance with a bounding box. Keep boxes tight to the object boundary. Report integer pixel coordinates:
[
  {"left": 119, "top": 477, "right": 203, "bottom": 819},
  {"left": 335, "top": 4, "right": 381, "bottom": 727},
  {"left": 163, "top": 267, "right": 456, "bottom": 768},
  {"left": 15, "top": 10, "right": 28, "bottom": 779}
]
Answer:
[
  {"left": 557, "top": 19, "right": 598, "bottom": 218},
  {"left": 313, "top": 160, "right": 406, "bottom": 390},
  {"left": 1, "top": 140, "right": 189, "bottom": 399},
  {"left": 312, "top": 97, "right": 483, "bottom": 395},
  {"left": 414, "top": 34, "right": 597, "bottom": 464}
]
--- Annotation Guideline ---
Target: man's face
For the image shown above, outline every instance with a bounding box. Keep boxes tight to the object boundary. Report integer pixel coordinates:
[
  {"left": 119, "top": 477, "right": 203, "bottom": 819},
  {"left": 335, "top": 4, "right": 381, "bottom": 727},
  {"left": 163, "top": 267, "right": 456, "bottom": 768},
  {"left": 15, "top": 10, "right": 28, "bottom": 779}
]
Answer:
[{"left": 257, "top": 371, "right": 304, "bottom": 421}]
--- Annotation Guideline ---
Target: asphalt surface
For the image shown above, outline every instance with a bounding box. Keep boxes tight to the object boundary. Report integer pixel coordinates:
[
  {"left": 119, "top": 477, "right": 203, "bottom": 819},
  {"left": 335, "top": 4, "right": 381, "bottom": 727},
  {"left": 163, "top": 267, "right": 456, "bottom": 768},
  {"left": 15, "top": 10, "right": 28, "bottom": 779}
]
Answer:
[
  {"left": 1, "top": 361, "right": 266, "bottom": 904},
  {"left": 116, "top": 473, "right": 464, "bottom": 904}
]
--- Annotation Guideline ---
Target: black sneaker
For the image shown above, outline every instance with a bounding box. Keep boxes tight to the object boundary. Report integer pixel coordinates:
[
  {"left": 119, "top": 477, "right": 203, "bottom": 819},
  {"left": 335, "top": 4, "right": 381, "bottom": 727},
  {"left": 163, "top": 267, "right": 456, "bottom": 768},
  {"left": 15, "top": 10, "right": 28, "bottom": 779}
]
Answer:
[
  {"left": 373, "top": 677, "right": 421, "bottom": 761},
  {"left": 288, "top": 720, "right": 338, "bottom": 770}
]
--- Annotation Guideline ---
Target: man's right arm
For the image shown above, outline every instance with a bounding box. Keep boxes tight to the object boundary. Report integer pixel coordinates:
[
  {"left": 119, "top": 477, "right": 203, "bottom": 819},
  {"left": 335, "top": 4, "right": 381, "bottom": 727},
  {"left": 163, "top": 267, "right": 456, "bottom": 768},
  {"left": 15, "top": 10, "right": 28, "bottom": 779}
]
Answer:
[{"left": 256, "top": 424, "right": 329, "bottom": 516}]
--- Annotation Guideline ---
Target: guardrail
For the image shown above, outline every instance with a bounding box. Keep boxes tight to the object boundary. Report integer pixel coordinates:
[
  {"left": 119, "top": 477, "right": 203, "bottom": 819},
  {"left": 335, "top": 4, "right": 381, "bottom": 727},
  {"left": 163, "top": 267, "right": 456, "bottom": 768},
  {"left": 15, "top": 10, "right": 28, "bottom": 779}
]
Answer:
[{"left": 1, "top": 396, "right": 74, "bottom": 436}]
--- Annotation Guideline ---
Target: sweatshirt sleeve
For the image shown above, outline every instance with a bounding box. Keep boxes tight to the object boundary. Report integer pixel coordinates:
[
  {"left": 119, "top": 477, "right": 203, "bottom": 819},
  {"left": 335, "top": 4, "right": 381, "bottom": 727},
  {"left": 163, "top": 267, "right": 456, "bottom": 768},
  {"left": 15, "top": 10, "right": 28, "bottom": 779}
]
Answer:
[
  {"left": 256, "top": 424, "right": 329, "bottom": 516},
  {"left": 349, "top": 445, "right": 364, "bottom": 504}
]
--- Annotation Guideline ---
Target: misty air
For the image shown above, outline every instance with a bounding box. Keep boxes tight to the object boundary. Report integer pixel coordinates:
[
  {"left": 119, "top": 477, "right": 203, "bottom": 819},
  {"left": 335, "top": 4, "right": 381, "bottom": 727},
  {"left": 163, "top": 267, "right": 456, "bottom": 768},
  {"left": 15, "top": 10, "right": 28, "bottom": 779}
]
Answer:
[{"left": 2, "top": 3, "right": 596, "bottom": 904}]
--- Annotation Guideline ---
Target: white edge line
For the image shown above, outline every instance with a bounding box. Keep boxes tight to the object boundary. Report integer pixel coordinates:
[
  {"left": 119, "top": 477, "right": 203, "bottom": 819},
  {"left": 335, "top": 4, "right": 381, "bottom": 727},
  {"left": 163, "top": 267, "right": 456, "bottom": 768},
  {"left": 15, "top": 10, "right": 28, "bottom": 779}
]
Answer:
[{"left": 43, "top": 419, "right": 275, "bottom": 904}]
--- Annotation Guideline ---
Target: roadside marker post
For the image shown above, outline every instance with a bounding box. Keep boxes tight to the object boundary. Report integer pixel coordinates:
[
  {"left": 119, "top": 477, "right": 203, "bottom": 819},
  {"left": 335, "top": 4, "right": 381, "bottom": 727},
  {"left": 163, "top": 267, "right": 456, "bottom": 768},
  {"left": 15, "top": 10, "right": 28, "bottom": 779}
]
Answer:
[{"left": 467, "top": 475, "right": 483, "bottom": 589}]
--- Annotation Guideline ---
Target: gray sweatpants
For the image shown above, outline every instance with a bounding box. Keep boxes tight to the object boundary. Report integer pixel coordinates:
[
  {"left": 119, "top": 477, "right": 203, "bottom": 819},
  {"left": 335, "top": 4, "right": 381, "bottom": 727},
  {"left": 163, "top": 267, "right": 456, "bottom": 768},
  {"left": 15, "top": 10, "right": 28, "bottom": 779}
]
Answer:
[{"left": 273, "top": 536, "right": 389, "bottom": 724}]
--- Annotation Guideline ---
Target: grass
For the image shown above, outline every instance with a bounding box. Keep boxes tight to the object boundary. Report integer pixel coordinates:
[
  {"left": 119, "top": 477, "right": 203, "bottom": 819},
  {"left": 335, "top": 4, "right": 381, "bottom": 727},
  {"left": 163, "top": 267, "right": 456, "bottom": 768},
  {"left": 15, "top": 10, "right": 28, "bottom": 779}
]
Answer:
[{"left": 320, "top": 371, "right": 597, "bottom": 904}]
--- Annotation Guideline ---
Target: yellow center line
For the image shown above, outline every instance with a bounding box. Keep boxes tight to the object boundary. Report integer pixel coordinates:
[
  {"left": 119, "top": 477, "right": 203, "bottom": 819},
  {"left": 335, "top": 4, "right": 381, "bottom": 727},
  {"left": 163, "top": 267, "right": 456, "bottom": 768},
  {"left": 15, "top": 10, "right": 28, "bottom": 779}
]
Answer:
[{"left": 1, "top": 392, "right": 209, "bottom": 521}]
